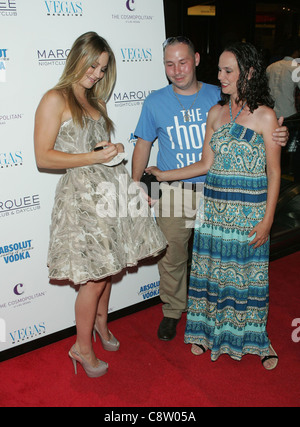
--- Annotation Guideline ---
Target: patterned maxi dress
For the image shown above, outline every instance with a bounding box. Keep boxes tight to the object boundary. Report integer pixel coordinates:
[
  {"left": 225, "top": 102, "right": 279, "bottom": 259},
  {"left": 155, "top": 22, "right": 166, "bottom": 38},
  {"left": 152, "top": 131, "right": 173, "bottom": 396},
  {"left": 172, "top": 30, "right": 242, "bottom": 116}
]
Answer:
[
  {"left": 184, "top": 116, "right": 271, "bottom": 361},
  {"left": 47, "top": 116, "right": 167, "bottom": 286}
]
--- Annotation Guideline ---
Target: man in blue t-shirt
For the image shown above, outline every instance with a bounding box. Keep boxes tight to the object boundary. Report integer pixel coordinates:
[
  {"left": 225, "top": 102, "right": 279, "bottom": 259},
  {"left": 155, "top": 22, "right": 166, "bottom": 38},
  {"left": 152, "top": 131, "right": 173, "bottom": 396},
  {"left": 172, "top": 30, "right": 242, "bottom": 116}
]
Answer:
[{"left": 132, "top": 36, "right": 287, "bottom": 341}]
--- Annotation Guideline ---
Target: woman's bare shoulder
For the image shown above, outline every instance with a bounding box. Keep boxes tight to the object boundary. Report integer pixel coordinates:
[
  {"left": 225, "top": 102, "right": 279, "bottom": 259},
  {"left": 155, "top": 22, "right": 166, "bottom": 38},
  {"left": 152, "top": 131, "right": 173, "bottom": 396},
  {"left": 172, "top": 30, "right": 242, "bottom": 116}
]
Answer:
[
  {"left": 36, "top": 89, "right": 67, "bottom": 123},
  {"left": 254, "top": 105, "right": 278, "bottom": 134},
  {"left": 40, "top": 89, "right": 66, "bottom": 108},
  {"left": 209, "top": 103, "right": 223, "bottom": 115}
]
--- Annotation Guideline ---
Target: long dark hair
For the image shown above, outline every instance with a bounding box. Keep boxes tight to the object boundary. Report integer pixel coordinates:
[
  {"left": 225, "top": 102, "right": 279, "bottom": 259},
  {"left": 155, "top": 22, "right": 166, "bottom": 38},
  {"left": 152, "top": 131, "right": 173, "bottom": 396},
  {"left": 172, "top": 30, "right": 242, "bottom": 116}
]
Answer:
[{"left": 219, "top": 42, "right": 274, "bottom": 112}]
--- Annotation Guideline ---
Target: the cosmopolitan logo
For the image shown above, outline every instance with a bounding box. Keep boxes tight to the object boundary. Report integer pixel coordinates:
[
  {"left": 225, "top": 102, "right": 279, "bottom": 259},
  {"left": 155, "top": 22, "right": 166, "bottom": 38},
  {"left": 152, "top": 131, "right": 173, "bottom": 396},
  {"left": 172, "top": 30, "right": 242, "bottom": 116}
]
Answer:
[
  {"left": 114, "top": 89, "right": 154, "bottom": 108},
  {"left": 121, "top": 47, "right": 152, "bottom": 63},
  {"left": 0, "top": 240, "right": 34, "bottom": 264},
  {"left": 0, "top": 0, "right": 17, "bottom": 16},
  {"left": 37, "top": 48, "right": 70, "bottom": 66},
  {"left": 0, "top": 113, "right": 24, "bottom": 126},
  {"left": 9, "top": 321, "right": 46, "bottom": 345},
  {"left": 0, "top": 151, "right": 23, "bottom": 168},
  {"left": 112, "top": 0, "right": 154, "bottom": 24},
  {"left": 126, "top": 0, "right": 135, "bottom": 11},
  {"left": 0, "top": 283, "right": 46, "bottom": 311},
  {"left": 0, "top": 194, "right": 40, "bottom": 218},
  {"left": 45, "top": 0, "right": 83, "bottom": 16}
]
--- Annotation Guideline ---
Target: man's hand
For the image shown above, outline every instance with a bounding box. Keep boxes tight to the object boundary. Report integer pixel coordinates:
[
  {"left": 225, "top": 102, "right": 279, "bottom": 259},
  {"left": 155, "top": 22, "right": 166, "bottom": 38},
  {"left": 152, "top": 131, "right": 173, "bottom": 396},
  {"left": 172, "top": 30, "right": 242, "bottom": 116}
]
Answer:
[{"left": 272, "top": 116, "right": 289, "bottom": 147}]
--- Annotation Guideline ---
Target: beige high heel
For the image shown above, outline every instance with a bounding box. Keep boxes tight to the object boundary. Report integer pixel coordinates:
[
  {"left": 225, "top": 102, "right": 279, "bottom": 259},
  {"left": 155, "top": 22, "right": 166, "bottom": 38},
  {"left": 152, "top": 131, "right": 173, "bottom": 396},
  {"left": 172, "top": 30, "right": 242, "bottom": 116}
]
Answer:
[
  {"left": 69, "top": 345, "right": 108, "bottom": 378},
  {"left": 93, "top": 324, "right": 120, "bottom": 352}
]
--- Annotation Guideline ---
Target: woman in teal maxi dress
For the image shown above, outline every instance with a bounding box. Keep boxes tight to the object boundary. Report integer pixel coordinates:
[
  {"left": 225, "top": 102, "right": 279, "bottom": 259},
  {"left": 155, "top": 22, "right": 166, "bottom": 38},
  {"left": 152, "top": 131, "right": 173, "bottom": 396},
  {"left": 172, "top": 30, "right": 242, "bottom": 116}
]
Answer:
[
  {"left": 183, "top": 43, "right": 281, "bottom": 370},
  {"left": 184, "top": 101, "right": 272, "bottom": 361},
  {"left": 147, "top": 42, "right": 282, "bottom": 370}
]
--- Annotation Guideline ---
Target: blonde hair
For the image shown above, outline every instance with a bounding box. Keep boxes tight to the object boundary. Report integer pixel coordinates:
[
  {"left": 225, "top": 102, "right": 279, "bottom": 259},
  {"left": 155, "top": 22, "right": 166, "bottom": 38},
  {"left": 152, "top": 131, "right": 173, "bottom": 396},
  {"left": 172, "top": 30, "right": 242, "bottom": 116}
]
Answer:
[{"left": 54, "top": 32, "right": 116, "bottom": 134}]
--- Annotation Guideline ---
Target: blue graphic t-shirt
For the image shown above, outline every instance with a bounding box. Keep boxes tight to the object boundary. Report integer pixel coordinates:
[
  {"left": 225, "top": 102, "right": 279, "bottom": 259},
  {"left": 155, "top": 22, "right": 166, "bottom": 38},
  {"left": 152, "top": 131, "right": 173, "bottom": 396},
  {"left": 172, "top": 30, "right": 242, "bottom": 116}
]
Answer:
[{"left": 134, "top": 83, "right": 221, "bottom": 183}]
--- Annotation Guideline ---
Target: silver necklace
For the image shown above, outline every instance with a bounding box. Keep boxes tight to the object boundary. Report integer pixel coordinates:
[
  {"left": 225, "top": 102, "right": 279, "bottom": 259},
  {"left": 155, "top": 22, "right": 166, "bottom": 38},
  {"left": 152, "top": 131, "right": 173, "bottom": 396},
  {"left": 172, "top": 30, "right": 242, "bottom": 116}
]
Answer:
[{"left": 173, "top": 84, "right": 200, "bottom": 122}]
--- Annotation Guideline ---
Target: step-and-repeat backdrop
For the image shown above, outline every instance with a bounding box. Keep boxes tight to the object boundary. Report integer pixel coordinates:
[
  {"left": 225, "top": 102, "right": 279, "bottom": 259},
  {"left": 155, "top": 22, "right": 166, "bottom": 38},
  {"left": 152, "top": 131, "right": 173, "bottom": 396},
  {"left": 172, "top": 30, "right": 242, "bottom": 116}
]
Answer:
[{"left": 0, "top": 0, "right": 167, "bottom": 356}]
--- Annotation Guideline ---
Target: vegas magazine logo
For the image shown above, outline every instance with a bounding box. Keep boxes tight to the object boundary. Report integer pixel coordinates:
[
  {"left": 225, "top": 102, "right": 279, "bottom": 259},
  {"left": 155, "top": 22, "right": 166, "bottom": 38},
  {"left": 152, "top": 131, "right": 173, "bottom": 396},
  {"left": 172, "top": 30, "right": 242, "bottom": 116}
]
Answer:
[
  {"left": 44, "top": 0, "right": 83, "bottom": 16},
  {"left": 0, "top": 318, "right": 46, "bottom": 344}
]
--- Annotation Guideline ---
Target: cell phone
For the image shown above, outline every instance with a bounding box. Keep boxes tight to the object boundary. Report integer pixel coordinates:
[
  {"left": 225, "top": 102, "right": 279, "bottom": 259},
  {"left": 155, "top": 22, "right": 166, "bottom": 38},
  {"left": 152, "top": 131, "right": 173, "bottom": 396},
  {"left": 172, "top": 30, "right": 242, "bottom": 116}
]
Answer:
[{"left": 94, "top": 146, "right": 107, "bottom": 151}]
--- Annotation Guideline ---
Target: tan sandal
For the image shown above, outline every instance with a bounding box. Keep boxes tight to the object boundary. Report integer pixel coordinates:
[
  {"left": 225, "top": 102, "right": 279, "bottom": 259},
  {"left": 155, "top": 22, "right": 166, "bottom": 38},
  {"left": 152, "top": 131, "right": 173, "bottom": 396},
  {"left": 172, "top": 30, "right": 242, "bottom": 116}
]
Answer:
[
  {"left": 191, "top": 343, "right": 208, "bottom": 356},
  {"left": 261, "top": 345, "right": 278, "bottom": 371}
]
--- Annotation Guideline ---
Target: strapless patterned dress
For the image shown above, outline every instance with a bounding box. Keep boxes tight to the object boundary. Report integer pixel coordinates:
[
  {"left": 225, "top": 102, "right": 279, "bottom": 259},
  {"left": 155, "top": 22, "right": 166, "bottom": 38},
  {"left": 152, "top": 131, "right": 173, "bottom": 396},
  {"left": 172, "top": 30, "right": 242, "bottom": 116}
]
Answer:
[
  {"left": 185, "top": 121, "right": 271, "bottom": 361},
  {"left": 47, "top": 117, "right": 167, "bottom": 285}
]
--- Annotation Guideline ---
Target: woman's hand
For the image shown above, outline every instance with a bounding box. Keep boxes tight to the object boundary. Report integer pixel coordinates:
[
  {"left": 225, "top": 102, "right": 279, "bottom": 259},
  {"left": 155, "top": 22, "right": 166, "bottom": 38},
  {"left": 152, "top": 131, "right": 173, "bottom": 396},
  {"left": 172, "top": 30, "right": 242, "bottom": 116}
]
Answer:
[
  {"left": 248, "top": 220, "right": 272, "bottom": 249},
  {"left": 93, "top": 142, "right": 118, "bottom": 164},
  {"left": 115, "top": 143, "right": 124, "bottom": 153}
]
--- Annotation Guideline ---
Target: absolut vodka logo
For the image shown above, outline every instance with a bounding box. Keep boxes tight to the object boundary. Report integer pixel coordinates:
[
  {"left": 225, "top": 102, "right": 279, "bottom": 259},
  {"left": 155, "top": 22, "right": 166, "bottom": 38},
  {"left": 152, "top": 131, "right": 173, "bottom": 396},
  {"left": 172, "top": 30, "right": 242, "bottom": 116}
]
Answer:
[
  {"left": 0, "top": 240, "right": 34, "bottom": 264},
  {"left": 139, "top": 281, "right": 160, "bottom": 300},
  {"left": 0, "top": 48, "right": 9, "bottom": 82}
]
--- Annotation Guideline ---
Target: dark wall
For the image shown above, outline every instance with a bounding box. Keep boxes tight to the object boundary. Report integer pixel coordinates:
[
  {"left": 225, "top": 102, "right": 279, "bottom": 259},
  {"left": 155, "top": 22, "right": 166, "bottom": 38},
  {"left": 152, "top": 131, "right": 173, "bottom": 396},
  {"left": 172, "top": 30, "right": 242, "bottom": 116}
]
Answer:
[{"left": 163, "top": 0, "right": 299, "bottom": 84}]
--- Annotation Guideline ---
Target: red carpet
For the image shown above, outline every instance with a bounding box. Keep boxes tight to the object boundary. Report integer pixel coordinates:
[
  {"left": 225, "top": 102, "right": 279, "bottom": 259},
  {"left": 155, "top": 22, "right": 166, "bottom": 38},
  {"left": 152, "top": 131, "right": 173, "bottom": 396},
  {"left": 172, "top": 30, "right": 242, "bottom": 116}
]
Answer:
[{"left": 0, "top": 252, "right": 299, "bottom": 408}]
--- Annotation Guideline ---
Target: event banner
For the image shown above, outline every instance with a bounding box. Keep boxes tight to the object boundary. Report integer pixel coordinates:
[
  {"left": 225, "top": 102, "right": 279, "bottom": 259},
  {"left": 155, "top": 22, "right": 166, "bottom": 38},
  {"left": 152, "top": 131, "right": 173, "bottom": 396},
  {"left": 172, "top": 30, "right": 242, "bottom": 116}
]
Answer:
[{"left": 0, "top": 0, "right": 167, "bottom": 356}]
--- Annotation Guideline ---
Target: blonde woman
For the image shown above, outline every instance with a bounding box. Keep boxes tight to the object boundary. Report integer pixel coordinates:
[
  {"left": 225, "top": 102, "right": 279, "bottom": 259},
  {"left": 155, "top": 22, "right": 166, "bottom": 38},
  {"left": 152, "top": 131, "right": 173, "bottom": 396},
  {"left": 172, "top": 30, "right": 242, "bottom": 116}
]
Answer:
[{"left": 34, "top": 32, "right": 166, "bottom": 378}]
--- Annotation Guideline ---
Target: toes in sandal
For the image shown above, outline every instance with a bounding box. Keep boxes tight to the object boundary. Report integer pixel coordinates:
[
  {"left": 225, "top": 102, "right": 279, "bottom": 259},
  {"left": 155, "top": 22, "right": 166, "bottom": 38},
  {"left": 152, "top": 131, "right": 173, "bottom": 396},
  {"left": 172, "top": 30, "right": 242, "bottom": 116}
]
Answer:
[
  {"left": 261, "top": 346, "right": 278, "bottom": 371},
  {"left": 191, "top": 343, "right": 207, "bottom": 356}
]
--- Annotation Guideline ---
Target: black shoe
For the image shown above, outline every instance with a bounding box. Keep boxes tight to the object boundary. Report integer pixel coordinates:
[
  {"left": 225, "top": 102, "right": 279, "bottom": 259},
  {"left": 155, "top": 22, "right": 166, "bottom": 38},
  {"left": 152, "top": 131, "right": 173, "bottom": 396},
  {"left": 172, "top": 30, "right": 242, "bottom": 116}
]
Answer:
[{"left": 157, "top": 317, "right": 180, "bottom": 341}]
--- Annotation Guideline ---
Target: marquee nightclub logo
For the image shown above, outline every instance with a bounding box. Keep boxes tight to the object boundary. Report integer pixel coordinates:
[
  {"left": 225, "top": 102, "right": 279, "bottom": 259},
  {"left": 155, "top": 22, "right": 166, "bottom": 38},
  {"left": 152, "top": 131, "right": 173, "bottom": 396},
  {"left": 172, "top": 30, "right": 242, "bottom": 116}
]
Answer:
[
  {"left": 44, "top": 0, "right": 83, "bottom": 16},
  {"left": 0, "top": 151, "right": 23, "bottom": 168},
  {"left": 0, "top": 194, "right": 41, "bottom": 218},
  {"left": 37, "top": 48, "right": 70, "bottom": 67},
  {"left": 114, "top": 89, "right": 154, "bottom": 108},
  {"left": 0, "top": 0, "right": 17, "bottom": 16}
]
